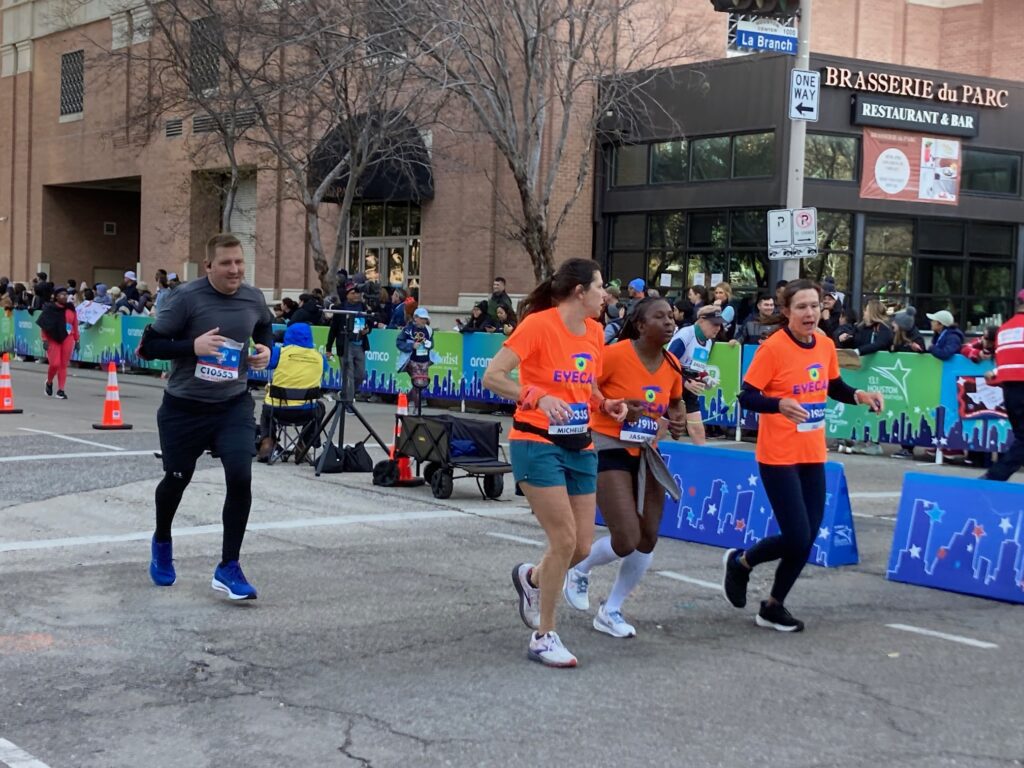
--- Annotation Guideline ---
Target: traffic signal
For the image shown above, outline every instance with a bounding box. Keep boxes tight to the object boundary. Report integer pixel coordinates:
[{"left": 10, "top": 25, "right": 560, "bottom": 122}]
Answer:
[{"left": 710, "top": 0, "right": 800, "bottom": 14}]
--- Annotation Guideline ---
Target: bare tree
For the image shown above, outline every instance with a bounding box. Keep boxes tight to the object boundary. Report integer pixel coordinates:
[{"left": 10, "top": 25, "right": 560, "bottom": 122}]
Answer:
[{"left": 385, "top": 0, "right": 710, "bottom": 281}]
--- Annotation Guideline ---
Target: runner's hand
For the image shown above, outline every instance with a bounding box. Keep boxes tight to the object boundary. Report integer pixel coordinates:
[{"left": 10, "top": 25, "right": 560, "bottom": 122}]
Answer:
[
  {"left": 604, "top": 398, "right": 628, "bottom": 422},
  {"left": 855, "top": 389, "right": 884, "bottom": 413},
  {"left": 666, "top": 411, "right": 687, "bottom": 439},
  {"left": 194, "top": 327, "right": 230, "bottom": 357},
  {"left": 538, "top": 395, "right": 574, "bottom": 424},
  {"left": 623, "top": 400, "right": 645, "bottom": 422},
  {"left": 249, "top": 343, "right": 271, "bottom": 370},
  {"left": 779, "top": 397, "right": 808, "bottom": 425},
  {"left": 683, "top": 378, "right": 705, "bottom": 396}
]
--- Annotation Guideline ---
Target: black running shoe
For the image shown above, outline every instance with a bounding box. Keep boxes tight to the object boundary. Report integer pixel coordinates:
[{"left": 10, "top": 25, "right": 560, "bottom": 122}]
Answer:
[
  {"left": 44, "top": 381, "right": 53, "bottom": 397},
  {"left": 755, "top": 600, "right": 804, "bottom": 633},
  {"left": 722, "top": 548, "right": 749, "bottom": 608},
  {"left": 55, "top": 390, "right": 68, "bottom": 400}
]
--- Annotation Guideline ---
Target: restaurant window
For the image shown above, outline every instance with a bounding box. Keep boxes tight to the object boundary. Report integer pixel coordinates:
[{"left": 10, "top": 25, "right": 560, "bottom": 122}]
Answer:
[
  {"left": 801, "top": 211, "right": 852, "bottom": 293},
  {"left": 613, "top": 144, "right": 648, "bottom": 187},
  {"left": 607, "top": 214, "right": 647, "bottom": 284},
  {"left": 968, "top": 223, "right": 1014, "bottom": 259},
  {"left": 962, "top": 149, "right": 1021, "bottom": 197},
  {"left": 648, "top": 212, "right": 687, "bottom": 292},
  {"left": 805, "top": 134, "right": 857, "bottom": 181},
  {"left": 863, "top": 218, "right": 913, "bottom": 309},
  {"left": 650, "top": 140, "right": 688, "bottom": 184},
  {"left": 691, "top": 137, "right": 730, "bottom": 181},
  {"left": 732, "top": 132, "right": 775, "bottom": 179}
]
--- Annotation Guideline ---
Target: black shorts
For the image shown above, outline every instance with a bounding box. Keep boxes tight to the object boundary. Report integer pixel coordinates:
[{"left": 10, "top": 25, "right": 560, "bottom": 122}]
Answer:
[
  {"left": 157, "top": 393, "right": 257, "bottom": 474},
  {"left": 597, "top": 447, "right": 640, "bottom": 474},
  {"left": 683, "top": 389, "right": 701, "bottom": 414}
]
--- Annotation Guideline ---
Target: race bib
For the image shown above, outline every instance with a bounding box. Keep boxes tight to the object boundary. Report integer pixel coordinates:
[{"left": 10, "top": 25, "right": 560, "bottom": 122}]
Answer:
[
  {"left": 353, "top": 317, "right": 366, "bottom": 334},
  {"left": 195, "top": 339, "right": 244, "bottom": 382},
  {"left": 620, "top": 416, "right": 659, "bottom": 443},
  {"left": 690, "top": 346, "right": 710, "bottom": 373},
  {"left": 797, "top": 402, "right": 827, "bottom": 432},
  {"left": 549, "top": 403, "right": 589, "bottom": 435}
]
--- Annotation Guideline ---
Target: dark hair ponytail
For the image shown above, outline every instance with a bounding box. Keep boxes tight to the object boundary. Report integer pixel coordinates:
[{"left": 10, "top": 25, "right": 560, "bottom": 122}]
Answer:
[
  {"left": 520, "top": 258, "right": 601, "bottom": 319},
  {"left": 616, "top": 297, "right": 682, "bottom": 375}
]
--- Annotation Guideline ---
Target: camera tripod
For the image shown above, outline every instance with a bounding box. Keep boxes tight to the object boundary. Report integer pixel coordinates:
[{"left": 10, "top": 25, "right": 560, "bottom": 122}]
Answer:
[{"left": 315, "top": 309, "right": 389, "bottom": 477}]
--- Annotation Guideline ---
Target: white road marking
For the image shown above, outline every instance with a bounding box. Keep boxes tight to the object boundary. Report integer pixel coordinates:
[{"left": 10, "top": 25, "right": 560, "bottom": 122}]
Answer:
[
  {"left": 655, "top": 570, "right": 720, "bottom": 591},
  {"left": 0, "top": 738, "right": 53, "bottom": 768},
  {"left": 17, "top": 428, "right": 125, "bottom": 451},
  {"left": 0, "top": 508, "right": 532, "bottom": 553},
  {"left": 885, "top": 623, "right": 998, "bottom": 650},
  {"left": 486, "top": 532, "right": 544, "bottom": 546},
  {"left": 851, "top": 512, "right": 896, "bottom": 521},
  {"left": 849, "top": 491, "right": 900, "bottom": 499},
  {"left": 0, "top": 450, "right": 156, "bottom": 464}
]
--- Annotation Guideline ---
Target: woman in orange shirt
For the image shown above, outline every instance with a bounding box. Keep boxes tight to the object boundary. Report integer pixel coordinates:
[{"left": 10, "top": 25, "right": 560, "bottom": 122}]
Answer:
[
  {"left": 565, "top": 298, "right": 686, "bottom": 638},
  {"left": 483, "top": 258, "right": 627, "bottom": 668},
  {"left": 723, "top": 280, "right": 883, "bottom": 632}
]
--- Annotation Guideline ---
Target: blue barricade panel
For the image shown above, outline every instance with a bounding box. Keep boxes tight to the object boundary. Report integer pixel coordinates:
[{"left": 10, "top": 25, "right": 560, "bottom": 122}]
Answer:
[
  {"left": 887, "top": 473, "right": 1024, "bottom": 604},
  {"left": 614, "top": 443, "right": 858, "bottom": 567}
]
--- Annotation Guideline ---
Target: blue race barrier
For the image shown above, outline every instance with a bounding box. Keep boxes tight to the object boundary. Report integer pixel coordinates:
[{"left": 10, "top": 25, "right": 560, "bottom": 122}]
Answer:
[
  {"left": 654, "top": 443, "right": 859, "bottom": 567},
  {"left": 887, "top": 473, "right": 1024, "bottom": 604}
]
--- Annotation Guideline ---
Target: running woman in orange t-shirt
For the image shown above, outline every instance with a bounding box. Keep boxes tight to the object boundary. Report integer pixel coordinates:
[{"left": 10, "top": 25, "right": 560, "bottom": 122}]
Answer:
[
  {"left": 483, "top": 258, "right": 627, "bottom": 667},
  {"left": 565, "top": 298, "right": 686, "bottom": 638},
  {"left": 722, "top": 280, "right": 884, "bottom": 632}
]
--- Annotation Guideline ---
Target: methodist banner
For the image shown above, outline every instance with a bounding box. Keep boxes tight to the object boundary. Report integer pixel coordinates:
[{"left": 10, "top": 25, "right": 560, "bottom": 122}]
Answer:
[
  {"left": 0, "top": 312, "right": 14, "bottom": 353},
  {"left": 72, "top": 315, "right": 120, "bottom": 365},
  {"left": 13, "top": 310, "right": 44, "bottom": 359},
  {"left": 700, "top": 343, "right": 741, "bottom": 428},
  {"left": 462, "top": 332, "right": 510, "bottom": 403},
  {"left": 887, "top": 473, "right": 1024, "bottom": 604},
  {"left": 652, "top": 443, "right": 858, "bottom": 567},
  {"left": 860, "top": 128, "right": 961, "bottom": 205}
]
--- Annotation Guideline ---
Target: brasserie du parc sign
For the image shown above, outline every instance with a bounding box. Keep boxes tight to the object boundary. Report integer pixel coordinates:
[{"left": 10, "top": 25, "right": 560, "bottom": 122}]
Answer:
[{"left": 822, "top": 66, "right": 1009, "bottom": 109}]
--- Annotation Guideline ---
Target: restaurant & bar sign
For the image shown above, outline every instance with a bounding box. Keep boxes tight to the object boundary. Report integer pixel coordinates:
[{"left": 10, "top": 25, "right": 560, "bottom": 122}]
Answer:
[{"left": 852, "top": 94, "right": 979, "bottom": 138}]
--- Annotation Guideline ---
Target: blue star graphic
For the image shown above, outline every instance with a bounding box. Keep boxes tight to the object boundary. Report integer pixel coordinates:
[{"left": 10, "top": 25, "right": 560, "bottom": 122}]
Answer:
[{"left": 926, "top": 504, "right": 946, "bottom": 523}]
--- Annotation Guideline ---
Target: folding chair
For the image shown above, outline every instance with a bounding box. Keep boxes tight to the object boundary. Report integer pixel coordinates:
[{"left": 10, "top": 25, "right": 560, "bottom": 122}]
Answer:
[{"left": 264, "top": 386, "right": 324, "bottom": 466}]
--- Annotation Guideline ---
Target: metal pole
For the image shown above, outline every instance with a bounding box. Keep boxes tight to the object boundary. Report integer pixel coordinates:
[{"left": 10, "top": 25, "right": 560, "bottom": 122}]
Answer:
[{"left": 781, "top": 1, "right": 812, "bottom": 281}]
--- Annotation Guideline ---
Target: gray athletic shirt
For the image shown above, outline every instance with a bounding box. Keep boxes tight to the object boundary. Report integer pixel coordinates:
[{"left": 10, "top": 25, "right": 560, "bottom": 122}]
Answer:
[{"left": 151, "top": 277, "right": 274, "bottom": 402}]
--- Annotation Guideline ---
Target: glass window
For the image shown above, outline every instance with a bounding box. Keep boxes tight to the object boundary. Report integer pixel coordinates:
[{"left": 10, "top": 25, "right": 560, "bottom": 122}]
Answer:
[
  {"left": 863, "top": 254, "right": 913, "bottom": 296},
  {"left": 648, "top": 212, "right": 686, "bottom": 250},
  {"left": 801, "top": 253, "right": 851, "bottom": 293},
  {"left": 648, "top": 252, "right": 686, "bottom": 292},
  {"left": 361, "top": 204, "right": 384, "bottom": 237},
  {"left": 689, "top": 212, "right": 727, "bottom": 248},
  {"left": 687, "top": 252, "right": 728, "bottom": 287},
  {"left": 968, "top": 223, "right": 1013, "bottom": 258},
  {"left": 962, "top": 149, "right": 1021, "bottom": 196},
  {"left": 408, "top": 239, "right": 421, "bottom": 290},
  {"left": 609, "top": 251, "right": 646, "bottom": 284},
  {"left": 611, "top": 214, "right": 646, "bottom": 249},
  {"left": 613, "top": 144, "right": 648, "bottom": 187},
  {"left": 349, "top": 205, "right": 362, "bottom": 238},
  {"left": 189, "top": 17, "right": 222, "bottom": 94},
  {"left": 865, "top": 219, "right": 913, "bottom": 255},
  {"left": 691, "top": 137, "right": 730, "bottom": 181},
  {"left": 816, "top": 211, "right": 852, "bottom": 252},
  {"left": 409, "top": 206, "right": 421, "bottom": 236},
  {"left": 348, "top": 242, "right": 360, "bottom": 275},
  {"left": 728, "top": 252, "right": 770, "bottom": 293},
  {"left": 730, "top": 210, "right": 767, "bottom": 247},
  {"left": 805, "top": 134, "right": 857, "bottom": 181},
  {"left": 59, "top": 50, "right": 85, "bottom": 116},
  {"left": 915, "top": 259, "right": 964, "bottom": 295},
  {"left": 386, "top": 203, "right": 408, "bottom": 236},
  {"left": 650, "top": 140, "right": 688, "bottom": 183},
  {"left": 969, "top": 262, "right": 1012, "bottom": 298},
  {"left": 733, "top": 132, "right": 775, "bottom": 178},
  {"left": 918, "top": 220, "right": 964, "bottom": 255}
]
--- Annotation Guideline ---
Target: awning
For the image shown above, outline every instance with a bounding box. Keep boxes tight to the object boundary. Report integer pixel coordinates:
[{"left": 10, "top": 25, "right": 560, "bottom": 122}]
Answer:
[{"left": 309, "top": 112, "right": 434, "bottom": 203}]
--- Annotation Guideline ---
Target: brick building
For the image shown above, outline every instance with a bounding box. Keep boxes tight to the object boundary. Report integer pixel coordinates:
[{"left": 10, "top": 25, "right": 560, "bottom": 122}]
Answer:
[{"left": 0, "top": 0, "right": 1021, "bottom": 313}]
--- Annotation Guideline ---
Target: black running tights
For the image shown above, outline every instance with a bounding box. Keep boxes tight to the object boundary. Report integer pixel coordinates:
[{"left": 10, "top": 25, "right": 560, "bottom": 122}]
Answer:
[
  {"left": 744, "top": 463, "right": 826, "bottom": 604},
  {"left": 154, "top": 452, "right": 253, "bottom": 564}
]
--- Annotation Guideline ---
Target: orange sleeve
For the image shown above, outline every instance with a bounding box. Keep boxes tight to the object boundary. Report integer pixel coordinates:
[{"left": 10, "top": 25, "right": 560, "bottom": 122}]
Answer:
[
  {"left": 743, "top": 341, "right": 776, "bottom": 392},
  {"left": 503, "top": 314, "right": 537, "bottom": 362}
]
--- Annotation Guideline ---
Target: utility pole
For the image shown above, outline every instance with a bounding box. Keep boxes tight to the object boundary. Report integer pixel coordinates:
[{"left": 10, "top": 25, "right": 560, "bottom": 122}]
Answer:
[{"left": 780, "top": 0, "right": 812, "bottom": 281}]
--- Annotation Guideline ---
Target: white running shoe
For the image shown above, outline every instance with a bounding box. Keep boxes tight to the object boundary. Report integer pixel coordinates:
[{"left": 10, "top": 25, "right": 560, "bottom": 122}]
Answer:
[
  {"left": 593, "top": 602, "right": 636, "bottom": 638},
  {"left": 527, "top": 631, "right": 577, "bottom": 667},
  {"left": 512, "top": 563, "right": 540, "bottom": 630},
  {"left": 562, "top": 566, "right": 590, "bottom": 611}
]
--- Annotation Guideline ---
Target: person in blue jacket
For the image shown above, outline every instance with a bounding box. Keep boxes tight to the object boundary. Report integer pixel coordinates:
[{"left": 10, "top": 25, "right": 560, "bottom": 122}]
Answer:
[
  {"left": 926, "top": 309, "right": 965, "bottom": 360},
  {"left": 396, "top": 307, "right": 439, "bottom": 410}
]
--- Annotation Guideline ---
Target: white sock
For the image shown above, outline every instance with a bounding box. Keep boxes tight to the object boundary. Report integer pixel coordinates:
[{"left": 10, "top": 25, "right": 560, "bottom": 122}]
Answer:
[
  {"left": 605, "top": 550, "right": 653, "bottom": 613},
  {"left": 574, "top": 536, "right": 619, "bottom": 575}
]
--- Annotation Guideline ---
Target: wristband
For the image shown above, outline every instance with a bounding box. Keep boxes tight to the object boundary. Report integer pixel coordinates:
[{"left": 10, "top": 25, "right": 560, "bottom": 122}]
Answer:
[
  {"left": 589, "top": 392, "right": 608, "bottom": 415},
  {"left": 518, "top": 385, "right": 544, "bottom": 411}
]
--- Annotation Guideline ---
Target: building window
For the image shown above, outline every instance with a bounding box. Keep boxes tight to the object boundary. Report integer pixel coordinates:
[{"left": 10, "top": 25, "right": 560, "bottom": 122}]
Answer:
[
  {"left": 732, "top": 133, "right": 775, "bottom": 179},
  {"left": 805, "top": 134, "right": 857, "bottom": 181},
  {"left": 863, "top": 218, "right": 914, "bottom": 309},
  {"left": 59, "top": 50, "right": 84, "bottom": 116},
  {"left": 801, "top": 211, "right": 852, "bottom": 293},
  {"left": 962, "top": 149, "right": 1021, "bottom": 197},
  {"left": 612, "top": 144, "right": 648, "bottom": 187},
  {"left": 189, "top": 17, "right": 221, "bottom": 95},
  {"left": 650, "top": 140, "right": 688, "bottom": 184},
  {"left": 691, "top": 137, "right": 730, "bottom": 181}
]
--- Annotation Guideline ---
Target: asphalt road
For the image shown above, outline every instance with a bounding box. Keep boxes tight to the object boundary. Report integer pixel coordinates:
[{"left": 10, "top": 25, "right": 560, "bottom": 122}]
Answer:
[{"left": 1, "top": 361, "right": 1022, "bottom": 768}]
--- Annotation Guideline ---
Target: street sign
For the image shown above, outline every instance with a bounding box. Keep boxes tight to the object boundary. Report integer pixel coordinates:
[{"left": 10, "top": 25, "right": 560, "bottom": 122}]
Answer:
[
  {"left": 736, "top": 18, "right": 797, "bottom": 55},
  {"left": 792, "top": 207, "right": 817, "bottom": 245},
  {"left": 767, "top": 207, "right": 817, "bottom": 260},
  {"left": 767, "top": 209, "right": 793, "bottom": 247},
  {"left": 789, "top": 68, "right": 820, "bottom": 122}
]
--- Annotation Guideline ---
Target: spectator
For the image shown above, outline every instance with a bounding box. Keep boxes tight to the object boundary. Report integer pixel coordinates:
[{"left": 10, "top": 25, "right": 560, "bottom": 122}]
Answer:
[
  {"left": 1, "top": 290, "right": 12, "bottom": 317},
  {"left": 94, "top": 283, "right": 112, "bottom": 307},
  {"left": 687, "top": 284, "right": 709, "bottom": 312},
  {"left": 122, "top": 271, "right": 140, "bottom": 301},
  {"left": 819, "top": 288, "right": 844, "bottom": 338},
  {"left": 626, "top": 278, "right": 646, "bottom": 312},
  {"left": 326, "top": 281, "right": 372, "bottom": 399},
  {"left": 272, "top": 304, "right": 285, "bottom": 322},
  {"left": 712, "top": 281, "right": 733, "bottom": 310},
  {"left": 673, "top": 297, "right": 695, "bottom": 328},
  {"left": 736, "top": 292, "right": 779, "bottom": 346},
  {"left": 851, "top": 300, "right": 893, "bottom": 357},
  {"left": 926, "top": 310, "right": 965, "bottom": 361},
  {"left": 459, "top": 300, "right": 499, "bottom": 333},
  {"left": 65, "top": 279, "right": 77, "bottom": 300},
  {"left": 396, "top": 307, "right": 437, "bottom": 411},
  {"left": 891, "top": 307, "right": 925, "bottom": 353},
  {"left": 961, "top": 325, "right": 997, "bottom": 362},
  {"left": 280, "top": 297, "right": 298, "bottom": 322},
  {"left": 36, "top": 286, "right": 78, "bottom": 399},
  {"left": 774, "top": 279, "right": 789, "bottom": 307},
  {"left": 487, "top": 277, "right": 514, "bottom": 320},
  {"left": 13, "top": 283, "right": 30, "bottom": 311},
  {"left": 257, "top": 322, "right": 328, "bottom": 462},
  {"left": 496, "top": 304, "right": 518, "bottom": 336},
  {"left": 31, "top": 272, "right": 53, "bottom": 311},
  {"left": 386, "top": 288, "right": 408, "bottom": 328},
  {"left": 288, "top": 293, "right": 324, "bottom": 326},
  {"left": 0, "top": 276, "right": 8, "bottom": 299},
  {"left": 833, "top": 306, "right": 858, "bottom": 347},
  {"left": 108, "top": 286, "right": 124, "bottom": 310}
]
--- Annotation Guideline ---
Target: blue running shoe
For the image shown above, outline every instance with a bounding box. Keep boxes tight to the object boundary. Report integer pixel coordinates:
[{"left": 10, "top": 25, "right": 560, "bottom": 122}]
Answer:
[
  {"left": 149, "top": 537, "right": 176, "bottom": 586},
  {"left": 212, "top": 561, "right": 258, "bottom": 600}
]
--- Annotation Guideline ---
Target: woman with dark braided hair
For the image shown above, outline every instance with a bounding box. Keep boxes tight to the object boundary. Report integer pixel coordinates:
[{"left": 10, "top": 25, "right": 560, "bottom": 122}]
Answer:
[{"left": 564, "top": 297, "right": 686, "bottom": 638}]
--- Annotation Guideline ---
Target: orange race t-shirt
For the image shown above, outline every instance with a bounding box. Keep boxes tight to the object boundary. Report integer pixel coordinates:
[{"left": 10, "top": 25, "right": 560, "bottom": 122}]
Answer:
[
  {"left": 743, "top": 328, "right": 840, "bottom": 465},
  {"left": 505, "top": 307, "right": 605, "bottom": 444},
  {"left": 593, "top": 342, "right": 683, "bottom": 454}
]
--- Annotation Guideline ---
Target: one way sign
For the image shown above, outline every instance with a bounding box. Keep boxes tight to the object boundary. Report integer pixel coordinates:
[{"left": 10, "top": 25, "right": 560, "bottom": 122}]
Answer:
[{"left": 789, "top": 69, "right": 820, "bottom": 122}]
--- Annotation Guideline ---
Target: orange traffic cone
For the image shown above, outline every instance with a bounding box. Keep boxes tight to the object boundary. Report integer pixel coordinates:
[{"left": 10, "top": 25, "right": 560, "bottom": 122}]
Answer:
[
  {"left": 93, "top": 361, "right": 133, "bottom": 430},
  {"left": 391, "top": 391, "right": 423, "bottom": 487},
  {"left": 0, "top": 353, "right": 23, "bottom": 415}
]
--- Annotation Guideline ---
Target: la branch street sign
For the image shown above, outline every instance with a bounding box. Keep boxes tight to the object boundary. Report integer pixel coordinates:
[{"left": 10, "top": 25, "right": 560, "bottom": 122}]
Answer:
[
  {"left": 768, "top": 207, "right": 818, "bottom": 260},
  {"left": 736, "top": 18, "right": 797, "bottom": 56},
  {"left": 790, "top": 69, "right": 820, "bottom": 122}
]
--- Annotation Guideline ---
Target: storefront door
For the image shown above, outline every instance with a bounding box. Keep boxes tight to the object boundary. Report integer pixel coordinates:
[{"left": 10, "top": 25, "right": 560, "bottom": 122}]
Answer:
[{"left": 355, "top": 240, "right": 407, "bottom": 287}]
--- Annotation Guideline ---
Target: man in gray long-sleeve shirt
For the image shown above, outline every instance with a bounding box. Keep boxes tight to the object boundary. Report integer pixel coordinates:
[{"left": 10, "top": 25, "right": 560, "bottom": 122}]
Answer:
[{"left": 139, "top": 233, "right": 274, "bottom": 600}]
